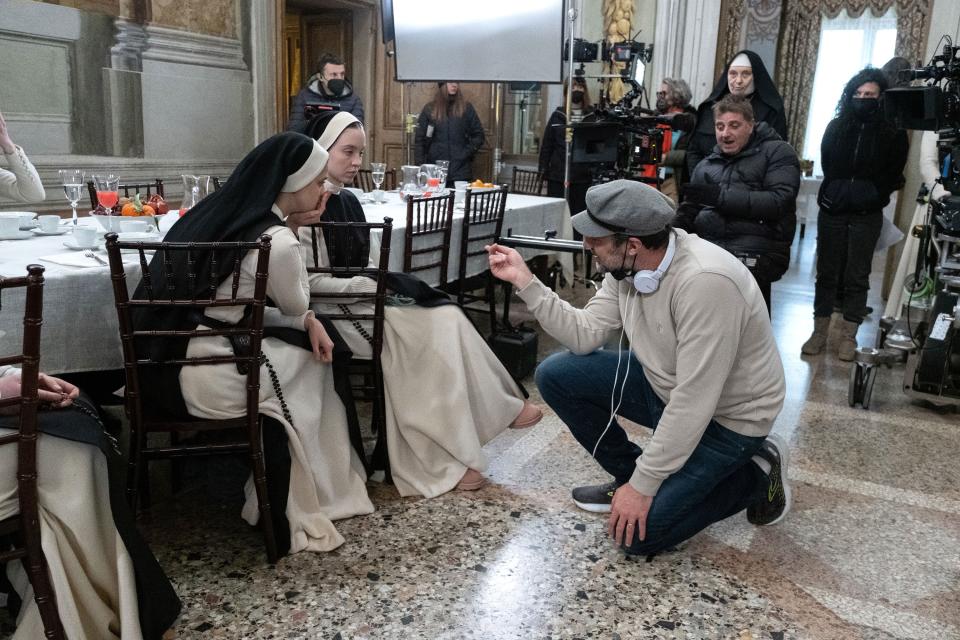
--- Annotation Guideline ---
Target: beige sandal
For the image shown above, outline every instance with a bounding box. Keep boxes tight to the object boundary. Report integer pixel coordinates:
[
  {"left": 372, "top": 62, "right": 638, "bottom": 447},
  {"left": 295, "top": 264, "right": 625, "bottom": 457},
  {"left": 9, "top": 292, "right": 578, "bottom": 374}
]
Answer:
[
  {"left": 456, "top": 468, "right": 487, "bottom": 491},
  {"left": 510, "top": 400, "right": 543, "bottom": 429}
]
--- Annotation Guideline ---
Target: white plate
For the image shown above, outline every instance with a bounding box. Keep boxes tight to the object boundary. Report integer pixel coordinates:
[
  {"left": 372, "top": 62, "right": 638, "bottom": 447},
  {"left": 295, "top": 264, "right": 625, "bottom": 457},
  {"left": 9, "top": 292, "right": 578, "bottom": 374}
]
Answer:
[
  {"left": 63, "top": 239, "right": 100, "bottom": 251},
  {"left": 31, "top": 228, "right": 70, "bottom": 236},
  {"left": 0, "top": 230, "right": 33, "bottom": 241}
]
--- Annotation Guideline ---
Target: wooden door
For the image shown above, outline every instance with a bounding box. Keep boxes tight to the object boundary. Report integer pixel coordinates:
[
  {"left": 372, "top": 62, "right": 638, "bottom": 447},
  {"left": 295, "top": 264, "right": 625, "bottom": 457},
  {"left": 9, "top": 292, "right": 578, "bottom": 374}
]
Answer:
[
  {"left": 302, "top": 12, "right": 353, "bottom": 88},
  {"left": 370, "top": 34, "right": 496, "bottom": 181}
]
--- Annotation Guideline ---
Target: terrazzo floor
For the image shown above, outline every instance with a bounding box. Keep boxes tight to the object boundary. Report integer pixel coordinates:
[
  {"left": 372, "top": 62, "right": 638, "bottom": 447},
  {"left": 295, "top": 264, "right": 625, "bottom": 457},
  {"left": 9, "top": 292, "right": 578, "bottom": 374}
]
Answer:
[{"left": 14, "top": 221, "right": 960, "bottom": 639}]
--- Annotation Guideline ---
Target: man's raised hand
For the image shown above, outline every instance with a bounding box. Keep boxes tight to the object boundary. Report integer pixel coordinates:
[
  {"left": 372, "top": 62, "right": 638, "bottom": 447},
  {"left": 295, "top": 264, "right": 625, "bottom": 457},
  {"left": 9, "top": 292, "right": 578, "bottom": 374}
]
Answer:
[{"left": 485, "top": 243, "right": 534, "bottom": 289}]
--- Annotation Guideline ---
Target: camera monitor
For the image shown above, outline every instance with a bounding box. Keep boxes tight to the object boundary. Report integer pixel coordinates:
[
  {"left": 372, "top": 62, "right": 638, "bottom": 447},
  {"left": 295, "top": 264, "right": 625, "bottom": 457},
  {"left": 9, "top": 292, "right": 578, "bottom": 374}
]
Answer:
[
  {"left": 571, "top": 123, "right": 620, "bottom": 165},
  {"left": 884, "top": 86, "right": 943, "bottom": 131}
]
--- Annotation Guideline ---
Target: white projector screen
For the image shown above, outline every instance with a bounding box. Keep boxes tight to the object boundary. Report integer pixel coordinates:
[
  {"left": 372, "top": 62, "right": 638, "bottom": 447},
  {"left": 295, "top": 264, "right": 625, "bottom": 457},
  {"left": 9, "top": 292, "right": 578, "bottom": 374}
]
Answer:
[{"left": 392, "top": 0, "right": 565, "bottom": 83}]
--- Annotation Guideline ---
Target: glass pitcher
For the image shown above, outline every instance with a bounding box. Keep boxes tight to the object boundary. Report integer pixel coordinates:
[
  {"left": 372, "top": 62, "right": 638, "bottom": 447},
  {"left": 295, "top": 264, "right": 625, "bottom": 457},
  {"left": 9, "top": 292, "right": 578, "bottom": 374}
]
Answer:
[
  {"left": 180, "top": 174, "right": 213, "bottom": 214},
  {"left": 400, "top": 165, "right": 421, "bottom": 198},
  {"left": 418, "top": 164, "right": 440, "bottom": 194}
]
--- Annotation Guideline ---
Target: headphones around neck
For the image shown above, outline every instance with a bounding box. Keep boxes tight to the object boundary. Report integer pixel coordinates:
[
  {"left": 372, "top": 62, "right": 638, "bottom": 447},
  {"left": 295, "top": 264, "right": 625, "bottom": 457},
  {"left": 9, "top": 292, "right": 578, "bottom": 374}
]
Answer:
[{"left": 632, "top": 232, "right": 676, "bottom": 294}]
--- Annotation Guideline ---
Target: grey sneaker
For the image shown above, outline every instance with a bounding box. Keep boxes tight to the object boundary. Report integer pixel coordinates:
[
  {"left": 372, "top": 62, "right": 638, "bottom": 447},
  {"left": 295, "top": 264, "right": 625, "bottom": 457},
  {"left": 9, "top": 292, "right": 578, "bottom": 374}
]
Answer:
[
  {"left": 572, "top": 481, "right": 621, "bottom": 513},
  {"left": 747, "top": 434, "right": 792, "bottom": 526}
]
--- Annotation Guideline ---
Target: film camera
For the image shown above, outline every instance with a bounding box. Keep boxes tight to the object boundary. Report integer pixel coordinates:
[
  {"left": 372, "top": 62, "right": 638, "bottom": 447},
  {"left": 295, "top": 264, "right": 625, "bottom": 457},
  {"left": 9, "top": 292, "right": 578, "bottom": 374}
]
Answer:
[{"left": 851, "top": 39, "right": 960, "bottom": 409}]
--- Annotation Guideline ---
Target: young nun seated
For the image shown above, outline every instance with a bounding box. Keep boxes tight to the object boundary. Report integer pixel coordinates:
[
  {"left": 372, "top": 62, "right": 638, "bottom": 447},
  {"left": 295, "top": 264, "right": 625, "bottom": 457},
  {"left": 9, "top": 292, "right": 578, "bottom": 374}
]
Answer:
[
  {"left": 133, "top": 132, "right": 374, "bottom": 555},
  {"left": 295, "top": 111, "right": 542, "bottom": 497},
  {"left": 0, "top": 367, "right": 180, "bottom": 639}
]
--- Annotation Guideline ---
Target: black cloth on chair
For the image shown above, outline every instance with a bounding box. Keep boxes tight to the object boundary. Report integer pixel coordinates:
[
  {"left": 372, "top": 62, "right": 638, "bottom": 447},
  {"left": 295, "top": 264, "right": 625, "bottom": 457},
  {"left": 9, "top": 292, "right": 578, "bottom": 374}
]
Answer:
[{"left": 0, "top": 393, "right": 181, "bottom": 640}]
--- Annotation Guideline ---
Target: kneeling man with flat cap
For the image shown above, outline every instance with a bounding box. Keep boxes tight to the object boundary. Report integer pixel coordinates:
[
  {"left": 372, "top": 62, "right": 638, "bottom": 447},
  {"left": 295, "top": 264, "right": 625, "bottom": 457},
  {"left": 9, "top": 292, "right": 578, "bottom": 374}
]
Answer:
[{"left": 487, "top": 179, "right": 791, "bottom": 555}]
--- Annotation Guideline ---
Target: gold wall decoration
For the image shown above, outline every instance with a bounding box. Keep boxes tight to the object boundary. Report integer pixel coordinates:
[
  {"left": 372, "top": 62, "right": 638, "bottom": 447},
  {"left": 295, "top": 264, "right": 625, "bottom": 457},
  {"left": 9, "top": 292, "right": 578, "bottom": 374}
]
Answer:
[{"left": 602, "top": 0, "right": 634, "bottom": 102}]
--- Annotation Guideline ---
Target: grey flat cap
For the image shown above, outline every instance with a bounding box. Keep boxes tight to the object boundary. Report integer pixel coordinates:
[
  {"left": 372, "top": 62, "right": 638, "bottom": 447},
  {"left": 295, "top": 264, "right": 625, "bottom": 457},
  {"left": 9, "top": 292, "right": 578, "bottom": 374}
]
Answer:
[{"left": 570, "top": 180, "right": 676, "bottom": 238}]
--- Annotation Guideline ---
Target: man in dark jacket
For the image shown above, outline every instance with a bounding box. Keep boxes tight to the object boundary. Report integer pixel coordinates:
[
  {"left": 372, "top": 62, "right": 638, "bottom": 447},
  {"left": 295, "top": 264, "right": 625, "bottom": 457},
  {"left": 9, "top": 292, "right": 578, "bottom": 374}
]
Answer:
[
  {"left": 686, "top": 50, "right": 788, "bottom": 176},
  {"left": 676, "top": 94, "right": 800, "bottom": 314},
  {"left": 287, "top": 53, "right": 364, "bottom": 132}
]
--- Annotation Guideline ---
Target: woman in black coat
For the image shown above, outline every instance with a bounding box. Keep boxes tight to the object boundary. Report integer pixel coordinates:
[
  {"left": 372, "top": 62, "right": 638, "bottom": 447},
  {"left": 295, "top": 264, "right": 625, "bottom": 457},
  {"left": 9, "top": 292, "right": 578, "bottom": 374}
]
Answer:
[
  {"left": 686, "top": 50, "right": 788, "bottom": 175},
  {"left": 800, "top": 67, "right": 909, "bottom": 361},
  {"left": 538, "top": 76, "right": 594, "bottom": 220},
  {"left": 414, "top": 82, "right": 485, "bottom": 184}
]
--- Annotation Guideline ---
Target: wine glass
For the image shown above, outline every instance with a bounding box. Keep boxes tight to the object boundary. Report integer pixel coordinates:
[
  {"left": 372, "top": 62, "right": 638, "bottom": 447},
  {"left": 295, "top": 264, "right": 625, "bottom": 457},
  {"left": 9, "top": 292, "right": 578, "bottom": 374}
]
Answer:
[
  {"left": 369, "top": 162, "right": 387, "bottom": 204},
  {"left": 435, "top": 160, "right": 450, "bottom": 190},
  {"left": 59, "top": 169, "right": 84, "bottom": 227},
  {"left": 92, "top": 174, "right": 120, "bottom": 214}
]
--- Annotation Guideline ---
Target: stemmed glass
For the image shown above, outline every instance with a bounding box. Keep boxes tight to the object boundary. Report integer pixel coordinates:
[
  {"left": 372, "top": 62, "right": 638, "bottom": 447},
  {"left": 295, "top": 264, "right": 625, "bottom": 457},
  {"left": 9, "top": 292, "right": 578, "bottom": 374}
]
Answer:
[
  {"left": 92, "top": 174, "right": 120, "bottom": 214},
  {"left": 370, "top": 162, "right": 386, "bottom": 203},
  {"left": 435, "top": 160, "right": 449, "bottom": 191},
  {"left": 59, "top": 169, "right": 84, "bottom": 227}
]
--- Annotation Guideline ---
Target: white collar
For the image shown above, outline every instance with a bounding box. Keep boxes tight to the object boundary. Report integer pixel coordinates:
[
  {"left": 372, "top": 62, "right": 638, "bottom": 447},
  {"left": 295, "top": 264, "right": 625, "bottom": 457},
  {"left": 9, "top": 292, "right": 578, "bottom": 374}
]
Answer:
[{"left": 270, "top": 203, "right": 286, "bottom": 220}]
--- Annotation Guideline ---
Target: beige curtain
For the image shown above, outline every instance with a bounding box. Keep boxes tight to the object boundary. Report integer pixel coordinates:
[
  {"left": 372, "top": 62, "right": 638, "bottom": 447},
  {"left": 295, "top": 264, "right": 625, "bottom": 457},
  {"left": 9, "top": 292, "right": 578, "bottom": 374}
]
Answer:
[
  {"left": 776, "top": 0, "right": 934, "bottom": 150},
  {"left": 716, "top": 0, "right": 749, "bottom": 80}
]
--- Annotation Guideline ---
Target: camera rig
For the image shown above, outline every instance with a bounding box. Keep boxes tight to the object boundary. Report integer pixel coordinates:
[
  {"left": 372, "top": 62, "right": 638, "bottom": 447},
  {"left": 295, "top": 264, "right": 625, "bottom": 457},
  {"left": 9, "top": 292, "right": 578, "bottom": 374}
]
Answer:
[{"left": 850, "top": 39, "right": 960, "bottom": 409}]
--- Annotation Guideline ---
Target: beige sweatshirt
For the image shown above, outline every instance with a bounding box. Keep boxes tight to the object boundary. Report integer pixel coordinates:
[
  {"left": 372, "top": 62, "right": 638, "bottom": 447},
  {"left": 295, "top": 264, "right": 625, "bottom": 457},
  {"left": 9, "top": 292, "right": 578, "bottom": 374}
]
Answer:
[{"left": 516, "top": 229, "right": 785, "bottom": 496}]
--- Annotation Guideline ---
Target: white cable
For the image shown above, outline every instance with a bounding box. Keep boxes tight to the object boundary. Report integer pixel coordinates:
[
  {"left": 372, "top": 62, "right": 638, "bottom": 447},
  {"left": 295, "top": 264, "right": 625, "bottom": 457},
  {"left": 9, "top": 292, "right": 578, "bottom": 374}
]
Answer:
[{"left": 591, "top": 285, "right": 637, "bottom": 458}]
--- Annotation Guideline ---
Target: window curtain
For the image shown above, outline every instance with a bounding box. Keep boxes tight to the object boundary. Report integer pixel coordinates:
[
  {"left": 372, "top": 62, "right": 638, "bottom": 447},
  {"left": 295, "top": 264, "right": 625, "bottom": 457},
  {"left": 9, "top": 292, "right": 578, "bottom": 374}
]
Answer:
[{"left": 776, "top": 0, "right": 934, "bottom": 149}]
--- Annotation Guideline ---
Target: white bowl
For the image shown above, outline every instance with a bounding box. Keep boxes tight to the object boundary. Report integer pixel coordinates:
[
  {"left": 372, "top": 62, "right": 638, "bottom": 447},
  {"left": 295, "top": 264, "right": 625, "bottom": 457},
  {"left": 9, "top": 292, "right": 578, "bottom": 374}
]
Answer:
[{"left": 0, "top": 211, "right": 37, "bottom": 229}]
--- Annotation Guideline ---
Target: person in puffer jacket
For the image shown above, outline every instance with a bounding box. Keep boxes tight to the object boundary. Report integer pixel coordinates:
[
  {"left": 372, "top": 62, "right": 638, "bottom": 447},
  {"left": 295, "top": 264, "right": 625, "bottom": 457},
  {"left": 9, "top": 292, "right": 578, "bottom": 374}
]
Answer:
[
  {"left": 287, "top": 52, "right": 365, "bottom": 132},
  {"left": 675, "top": 94, "right": 800, "bottom": 315},
  {"left": 800, "top": 67, "right": 908, "bottom": 361},
  {"left": 414, "top": 82, "right": 485, "bottom": 184}
]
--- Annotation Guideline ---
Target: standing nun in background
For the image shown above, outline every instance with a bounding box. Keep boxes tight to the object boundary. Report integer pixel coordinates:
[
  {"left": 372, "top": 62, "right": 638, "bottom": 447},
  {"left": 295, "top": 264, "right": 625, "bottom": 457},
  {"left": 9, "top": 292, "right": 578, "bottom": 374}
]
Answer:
[
  {"left": 685, "top": 50, "right": 788, "bottom": 175},
  {"left": 133, "top": 132, "right": 374, "bottom": 555},
  {"left": 298, "top": 111, "right": 543, "bottom": 497}
]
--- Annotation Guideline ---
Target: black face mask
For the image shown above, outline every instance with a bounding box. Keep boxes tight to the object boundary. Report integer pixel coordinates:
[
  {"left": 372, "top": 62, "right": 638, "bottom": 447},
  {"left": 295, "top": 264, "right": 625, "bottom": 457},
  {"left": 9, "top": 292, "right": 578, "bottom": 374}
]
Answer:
[
  {"left": 571, "top": 91, "right": 584, "bottom": 104},
  {"left": 326, "top": 79, "right": 346, "bottom": 96},
  {"left": 655, "top": 96, "right": 668, "bottom": 113},
  {"left": 851, "top": 97, "right": 880, "bottom": 120}
]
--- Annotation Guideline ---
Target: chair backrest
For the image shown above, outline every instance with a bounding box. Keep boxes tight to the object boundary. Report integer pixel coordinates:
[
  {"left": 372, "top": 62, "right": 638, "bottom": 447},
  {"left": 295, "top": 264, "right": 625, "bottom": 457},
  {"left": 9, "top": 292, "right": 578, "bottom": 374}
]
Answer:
[
  {"left": 354, "top": 168, "right": 397, "bottom": 192},
  {"left": 104, "top": 233, "right": 272, "bottom": 427},
  {"left": 403, "top": 192, "right": 454, "bottom": 288},
  {"left": 304, "top": 217, "right": 393, "bottom": 361},
  {"left": 87, "top": 179, "right": 165, "bottom": 210},
  {"left": 458, "top": 185, "right": 508, "bottom": 279},
  {"left": 0, "top": 265, "right": 64, "bottom": 637},
  {"left": 511, "top": 167, "right": 545, "bottom": 196}
]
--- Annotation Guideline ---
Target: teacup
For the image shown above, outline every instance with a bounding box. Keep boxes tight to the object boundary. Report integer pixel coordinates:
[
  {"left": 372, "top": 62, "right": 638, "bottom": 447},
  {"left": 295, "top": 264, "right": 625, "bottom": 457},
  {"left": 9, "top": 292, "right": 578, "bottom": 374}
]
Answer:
[
  {"left": 0, "top": 216, "right": 19, "bottom": 236},
  {"left": 120, "top": 219, "right": 150, "bottom": 233},
  {"left": 38, "top": 215, "right": 60, "bottom": 233},
  {"left": 72, "top": 227, "right": 98, "bottom": 248},
  {"left": 454, "top": 181, "right": 469, "bottom": 190},
  {"left": 454, "top": 189, "right": 467, "bottom": 206},
  {"left": 372, "top": 189, "right": 386, "bottom": 204}
]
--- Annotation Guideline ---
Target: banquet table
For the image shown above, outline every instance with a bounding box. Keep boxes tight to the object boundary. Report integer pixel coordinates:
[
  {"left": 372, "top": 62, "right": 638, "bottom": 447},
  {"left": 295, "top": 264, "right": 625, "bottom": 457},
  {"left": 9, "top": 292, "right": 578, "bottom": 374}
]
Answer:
[{"left": 0, "top": 193, "right": 571, "bottom": 374}]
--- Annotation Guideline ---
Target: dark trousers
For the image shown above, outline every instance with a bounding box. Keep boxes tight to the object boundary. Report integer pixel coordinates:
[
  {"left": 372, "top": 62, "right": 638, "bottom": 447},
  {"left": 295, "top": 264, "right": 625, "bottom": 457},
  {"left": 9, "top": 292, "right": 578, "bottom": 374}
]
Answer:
[
  {"left": 535, "top": 349, "right": 769, "bottom": 556},
  {"left": 813, "top": 209, "right": 882, "bottom": 323}
]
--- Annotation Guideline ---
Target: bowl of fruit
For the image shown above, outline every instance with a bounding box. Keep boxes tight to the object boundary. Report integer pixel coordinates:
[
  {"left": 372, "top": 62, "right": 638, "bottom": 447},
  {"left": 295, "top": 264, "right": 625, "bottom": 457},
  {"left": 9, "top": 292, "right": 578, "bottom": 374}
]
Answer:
[{"left": 91, "top": 193, "right": 168, "bottom": 232}]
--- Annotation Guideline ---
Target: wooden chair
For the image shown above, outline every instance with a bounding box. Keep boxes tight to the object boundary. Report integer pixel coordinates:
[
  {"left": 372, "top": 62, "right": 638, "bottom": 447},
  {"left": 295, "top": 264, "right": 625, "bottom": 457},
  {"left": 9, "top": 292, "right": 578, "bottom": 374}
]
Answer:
[
  {"left": 104, "top": 232, "right": 280, "bottom": 563},
  {"left": 511, "top": 167, "right": 545, "bottom": 196},
  {"left": 303, "top": 218, "right": 393, "bottom": 471},
  {"left": 403, "top": 193, "right": 455, "bottom": 288},
  {"left": 0, "top": 264, "right": 66, "bottom": 639},
  {"left": 450, "top": 185, "right": 509, "bottom": 333},
  {"left": 354, "top": 168, "right": 397, "bottom": 192},
  {"left": 87, "top": 179, "right": 165, "bottom": 209}
]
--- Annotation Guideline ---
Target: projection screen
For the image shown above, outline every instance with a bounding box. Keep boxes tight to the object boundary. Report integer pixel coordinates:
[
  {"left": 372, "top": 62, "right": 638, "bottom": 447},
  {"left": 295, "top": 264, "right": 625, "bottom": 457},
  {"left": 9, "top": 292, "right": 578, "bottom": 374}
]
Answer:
[{"left": 392, "top": 0, "right": 565, "bottom": 82}]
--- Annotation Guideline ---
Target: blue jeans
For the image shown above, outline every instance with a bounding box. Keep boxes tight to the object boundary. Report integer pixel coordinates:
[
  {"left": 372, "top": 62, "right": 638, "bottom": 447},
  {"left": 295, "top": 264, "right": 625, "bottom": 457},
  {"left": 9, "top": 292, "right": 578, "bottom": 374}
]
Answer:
[{"left": 536, "top": 350, "right": 769, "bottom": 556}]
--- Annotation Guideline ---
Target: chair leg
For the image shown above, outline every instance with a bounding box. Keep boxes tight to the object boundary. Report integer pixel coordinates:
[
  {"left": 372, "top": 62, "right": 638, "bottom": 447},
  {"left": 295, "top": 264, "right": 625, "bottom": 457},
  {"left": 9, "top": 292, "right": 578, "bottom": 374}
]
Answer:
[
  {"left": 371, "top": 388, "right": 391, "bottom": 484},
  {"left": 126, "top": 424, "right": 146, "bottom": 511},
  {"left": 486, "top": 276, "right": 497, "bottom": 334},
  {"left": 21, "top": 502, "right": 65, "bottom": 639},
  {"left": 249, "top": 417, "right": 279, "bottom": 564}
]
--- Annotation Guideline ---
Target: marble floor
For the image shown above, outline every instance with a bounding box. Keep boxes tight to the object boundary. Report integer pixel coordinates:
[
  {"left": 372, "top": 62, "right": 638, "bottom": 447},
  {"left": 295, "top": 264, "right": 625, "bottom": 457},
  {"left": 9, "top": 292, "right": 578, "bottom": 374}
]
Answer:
[{"left": 24, "top": 223, "right": 960, "bottom": 639}]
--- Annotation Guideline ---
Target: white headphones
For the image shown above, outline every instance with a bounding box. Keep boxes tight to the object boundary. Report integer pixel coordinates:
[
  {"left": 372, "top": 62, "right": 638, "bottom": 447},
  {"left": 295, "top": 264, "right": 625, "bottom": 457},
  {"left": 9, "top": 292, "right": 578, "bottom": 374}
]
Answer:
[{"left": 631, "top": 232, "right": 676, "bottom": 294}]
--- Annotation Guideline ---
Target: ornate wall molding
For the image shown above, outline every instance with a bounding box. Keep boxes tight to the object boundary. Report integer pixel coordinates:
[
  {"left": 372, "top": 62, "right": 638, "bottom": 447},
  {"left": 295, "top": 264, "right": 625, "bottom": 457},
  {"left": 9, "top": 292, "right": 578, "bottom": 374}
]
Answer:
[
  {"left": 110, "top": 18, "right": 147, "bottom": 71},
  {"left": 141, "top": 23, "right": 247, "bottom": 72}
]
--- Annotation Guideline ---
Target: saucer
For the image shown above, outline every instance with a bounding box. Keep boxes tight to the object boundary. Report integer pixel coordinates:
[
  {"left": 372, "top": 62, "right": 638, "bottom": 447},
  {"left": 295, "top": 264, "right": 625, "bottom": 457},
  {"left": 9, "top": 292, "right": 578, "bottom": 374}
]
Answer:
[
  {"left": 63, "top": 239, "right": 100, "bottom": 251},
  {"left": 31, "top": 228, "right": 70, "bottom": 236},
  {"left": 0, "top": 230, "right": 33, "bottom": 241}
]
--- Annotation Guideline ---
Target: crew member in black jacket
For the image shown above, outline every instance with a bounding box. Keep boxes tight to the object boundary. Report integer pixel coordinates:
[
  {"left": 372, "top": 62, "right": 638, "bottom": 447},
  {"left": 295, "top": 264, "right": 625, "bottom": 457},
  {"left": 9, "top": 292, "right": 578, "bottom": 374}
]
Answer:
[
  {"left": 801, "top": 67, "right": 909, "bottom": 361},
  {"left": 414, "top": 82, "right": 485, "bottom": 184}
]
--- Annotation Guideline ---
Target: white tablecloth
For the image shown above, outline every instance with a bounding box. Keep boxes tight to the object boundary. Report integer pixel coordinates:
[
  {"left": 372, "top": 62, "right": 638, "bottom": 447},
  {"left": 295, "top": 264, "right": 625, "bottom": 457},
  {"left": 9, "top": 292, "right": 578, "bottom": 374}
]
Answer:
[{"left": 0, "top": 194, "right": 571, "bottom": 374}]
